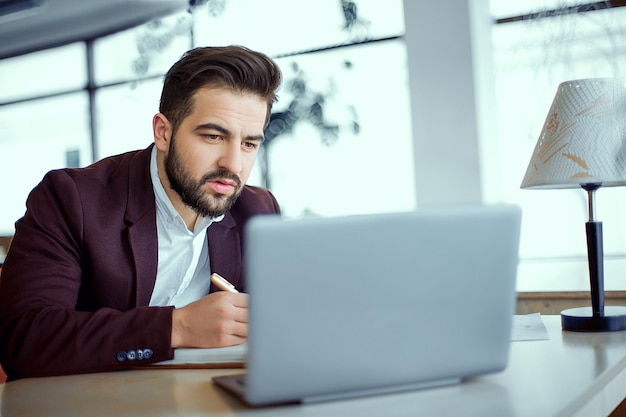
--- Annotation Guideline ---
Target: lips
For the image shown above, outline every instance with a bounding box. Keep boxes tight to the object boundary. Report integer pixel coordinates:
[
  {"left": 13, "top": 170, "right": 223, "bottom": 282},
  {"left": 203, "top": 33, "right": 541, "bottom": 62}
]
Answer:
[{"left": 207, "top": 179, "right": 236, "bottom": 195}]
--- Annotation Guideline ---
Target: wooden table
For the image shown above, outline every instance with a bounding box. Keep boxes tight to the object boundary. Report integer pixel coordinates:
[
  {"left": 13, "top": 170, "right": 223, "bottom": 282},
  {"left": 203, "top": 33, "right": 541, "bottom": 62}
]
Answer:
[{"left": 1, "top": 316, "right": 626, "bottom": 416}]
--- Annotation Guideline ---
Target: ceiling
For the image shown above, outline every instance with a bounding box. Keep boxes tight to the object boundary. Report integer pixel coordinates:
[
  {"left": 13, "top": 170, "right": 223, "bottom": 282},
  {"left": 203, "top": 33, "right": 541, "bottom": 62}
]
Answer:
[{"left": 0, "top": 0, "right": 189, "bottom": 60}]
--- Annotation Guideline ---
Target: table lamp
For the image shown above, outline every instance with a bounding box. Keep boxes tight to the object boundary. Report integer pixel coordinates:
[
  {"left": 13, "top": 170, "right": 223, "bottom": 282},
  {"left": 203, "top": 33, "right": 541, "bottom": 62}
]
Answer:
[{"left": 521, "top": 77, "right": 626, "bottom": 332}]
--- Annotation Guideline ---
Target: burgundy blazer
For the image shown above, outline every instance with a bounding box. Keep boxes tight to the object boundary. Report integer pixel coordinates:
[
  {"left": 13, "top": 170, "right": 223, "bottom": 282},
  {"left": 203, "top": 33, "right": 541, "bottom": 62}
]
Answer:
[{"left": 0, "top": 146, "right": 280, "bottom": 379}]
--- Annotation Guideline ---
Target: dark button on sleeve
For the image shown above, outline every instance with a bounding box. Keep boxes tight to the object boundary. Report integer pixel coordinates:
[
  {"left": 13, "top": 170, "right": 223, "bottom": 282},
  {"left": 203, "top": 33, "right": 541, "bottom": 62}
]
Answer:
[{"left": 143, "top": 348, "right": 154, "bottom": 360}]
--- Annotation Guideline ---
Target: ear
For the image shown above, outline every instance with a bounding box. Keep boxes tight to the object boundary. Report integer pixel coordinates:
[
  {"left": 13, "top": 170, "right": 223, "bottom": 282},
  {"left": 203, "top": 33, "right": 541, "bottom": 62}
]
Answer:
[{"left": 153, "top": 113, "right": 172, "bottom": 152}]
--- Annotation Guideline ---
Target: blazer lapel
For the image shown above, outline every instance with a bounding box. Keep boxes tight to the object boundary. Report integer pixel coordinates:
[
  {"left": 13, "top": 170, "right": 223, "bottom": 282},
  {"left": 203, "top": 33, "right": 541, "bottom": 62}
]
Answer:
[
  {"left": 124, "top": 146, "right": 159, "bottom": 306},
  {"left": 127, "top": 214, "right": 158, "bottom": 305},
  {"left": 207, "top": 213, "right": 242, "bottom": 291}
]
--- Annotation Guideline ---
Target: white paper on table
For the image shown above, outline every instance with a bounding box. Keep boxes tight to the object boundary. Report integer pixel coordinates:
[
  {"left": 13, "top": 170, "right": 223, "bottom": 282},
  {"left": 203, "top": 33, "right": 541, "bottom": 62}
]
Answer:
[{"left": 510, "top": 313, "right": 550, "bottom": 341}]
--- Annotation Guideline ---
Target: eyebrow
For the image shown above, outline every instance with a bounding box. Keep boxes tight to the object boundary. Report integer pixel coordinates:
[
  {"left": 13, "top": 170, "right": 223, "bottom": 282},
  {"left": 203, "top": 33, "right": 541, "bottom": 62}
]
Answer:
[{"left": 195, "top": 123, "right": 265, "bottom": 143}]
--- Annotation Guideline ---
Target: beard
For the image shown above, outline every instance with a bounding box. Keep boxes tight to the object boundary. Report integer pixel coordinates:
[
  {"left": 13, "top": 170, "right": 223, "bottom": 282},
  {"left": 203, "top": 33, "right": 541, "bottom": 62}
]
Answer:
[{"left": 165, "top": 137, "right": 243, "bottom": 218}]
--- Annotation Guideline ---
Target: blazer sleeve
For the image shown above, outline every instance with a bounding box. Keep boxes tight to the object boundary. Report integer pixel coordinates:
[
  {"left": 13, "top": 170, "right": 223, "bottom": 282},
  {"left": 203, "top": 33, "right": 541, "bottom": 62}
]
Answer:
[{"left": 0, "top": 170, "right": 174, "bottom": 380}]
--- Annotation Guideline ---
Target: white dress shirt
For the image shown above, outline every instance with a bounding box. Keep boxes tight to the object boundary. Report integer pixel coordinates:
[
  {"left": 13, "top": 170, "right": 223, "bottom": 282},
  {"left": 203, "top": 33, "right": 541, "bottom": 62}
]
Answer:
[{"left": 148, "top": 146, "right": 223, "bottom": 308}]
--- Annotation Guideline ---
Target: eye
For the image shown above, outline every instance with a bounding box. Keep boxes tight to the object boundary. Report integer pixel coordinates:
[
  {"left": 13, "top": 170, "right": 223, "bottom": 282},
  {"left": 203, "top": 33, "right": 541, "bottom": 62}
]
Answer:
[
  {"left": 202, "top": 134, "right": 222, "bottom": 142},
  {"left": 242, "top": 141, "right": 259, "bottom": 151}
]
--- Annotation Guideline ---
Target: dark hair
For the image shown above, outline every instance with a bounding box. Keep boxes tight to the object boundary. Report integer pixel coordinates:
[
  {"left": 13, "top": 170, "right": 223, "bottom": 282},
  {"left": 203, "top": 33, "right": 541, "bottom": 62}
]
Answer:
[{"left": 159, "top": 45, "right": 282, "bottom": 134}]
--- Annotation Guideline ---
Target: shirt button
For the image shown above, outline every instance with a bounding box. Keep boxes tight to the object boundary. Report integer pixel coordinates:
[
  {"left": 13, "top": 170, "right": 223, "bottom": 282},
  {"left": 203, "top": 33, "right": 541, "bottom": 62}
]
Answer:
[
  {"left": 116, "top": 351, "right": 127, "bottom": 362},
  {"left": 127, "top": 350, "right": 137, "bottom": 360}
]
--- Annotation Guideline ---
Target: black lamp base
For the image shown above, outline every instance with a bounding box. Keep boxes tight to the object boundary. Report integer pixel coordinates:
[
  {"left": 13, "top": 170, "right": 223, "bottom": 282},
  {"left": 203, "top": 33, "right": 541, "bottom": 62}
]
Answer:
[{"left": 561, "top": 306, "right": 626, "bottom": 332}]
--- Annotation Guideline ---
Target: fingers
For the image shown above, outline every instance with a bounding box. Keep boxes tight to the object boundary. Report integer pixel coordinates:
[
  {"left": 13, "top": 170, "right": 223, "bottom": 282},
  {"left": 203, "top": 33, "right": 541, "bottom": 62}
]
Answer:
[
  {"left": 171, "top": 291, "right": 249, "bottom": 348},
  {"left": 225, "top": 291, "right": 249, "bottom": 309},
  {"left": 211, "top": 291, "right": 248, "bottom": 321},
  {"left": 229, "top": 320, "right": 248, "bottom": 338},
  {"left": 215, "top": 293, "right": 248, "bottom": 341}
]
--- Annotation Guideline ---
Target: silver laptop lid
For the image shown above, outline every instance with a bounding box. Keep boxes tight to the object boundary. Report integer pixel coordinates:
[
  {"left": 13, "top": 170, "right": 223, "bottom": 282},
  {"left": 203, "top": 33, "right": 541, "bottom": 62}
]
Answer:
[{"left": 243, "top": 204, "right": 521, "bottom": 405}]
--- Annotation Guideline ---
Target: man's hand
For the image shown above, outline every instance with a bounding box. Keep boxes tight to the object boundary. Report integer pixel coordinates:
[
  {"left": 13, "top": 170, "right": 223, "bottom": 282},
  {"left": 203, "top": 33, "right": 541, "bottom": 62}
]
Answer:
[{"left": 171, "top": 291, "right": 248, "bottom": 348}]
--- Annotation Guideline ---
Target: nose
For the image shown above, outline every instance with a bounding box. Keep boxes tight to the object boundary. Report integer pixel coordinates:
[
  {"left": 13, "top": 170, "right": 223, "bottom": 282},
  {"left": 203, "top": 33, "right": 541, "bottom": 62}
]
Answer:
[{"left": 217, "top": 140, "right": 243, "bottom": 175}]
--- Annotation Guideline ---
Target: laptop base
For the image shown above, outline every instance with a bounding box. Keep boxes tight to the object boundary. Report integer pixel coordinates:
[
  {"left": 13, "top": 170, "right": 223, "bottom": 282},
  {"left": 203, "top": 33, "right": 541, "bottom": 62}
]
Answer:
[
  {"left": 301, "top": 377, "right": 461, "bottom": 404},
  {"left": 213, "top": 373, "right": 461, "bottom": 406}
]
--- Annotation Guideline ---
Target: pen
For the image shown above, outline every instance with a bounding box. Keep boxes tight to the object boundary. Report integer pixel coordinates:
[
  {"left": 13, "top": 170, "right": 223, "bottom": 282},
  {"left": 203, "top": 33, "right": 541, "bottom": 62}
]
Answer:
[{"left": 210, "top": 273, "right": 239, "bottom": 293}]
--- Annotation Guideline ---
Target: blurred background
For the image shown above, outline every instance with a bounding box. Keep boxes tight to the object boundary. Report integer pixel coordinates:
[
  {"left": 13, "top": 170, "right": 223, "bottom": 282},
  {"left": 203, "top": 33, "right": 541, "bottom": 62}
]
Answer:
[{"left": 1, "top": 0, "right": 625, "bottom": 293}]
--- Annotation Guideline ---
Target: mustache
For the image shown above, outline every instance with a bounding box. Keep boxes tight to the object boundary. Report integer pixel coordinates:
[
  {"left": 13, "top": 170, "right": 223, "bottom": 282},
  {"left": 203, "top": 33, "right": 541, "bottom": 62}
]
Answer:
[{"left": 200, "top": 169, "right": 242, "bottom": 187}]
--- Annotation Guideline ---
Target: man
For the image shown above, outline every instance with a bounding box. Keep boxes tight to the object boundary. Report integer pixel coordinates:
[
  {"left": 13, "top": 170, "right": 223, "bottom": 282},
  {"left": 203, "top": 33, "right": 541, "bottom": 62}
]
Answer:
[{"left": 0, "top": 45, "right": 282, "bottom": 379}]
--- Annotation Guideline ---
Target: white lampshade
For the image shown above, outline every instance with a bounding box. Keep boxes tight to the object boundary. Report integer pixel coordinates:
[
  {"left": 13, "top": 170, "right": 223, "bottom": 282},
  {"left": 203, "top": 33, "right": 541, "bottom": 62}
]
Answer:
[{"left": 521, "top": 78, "right": 626, "bottom": 189}]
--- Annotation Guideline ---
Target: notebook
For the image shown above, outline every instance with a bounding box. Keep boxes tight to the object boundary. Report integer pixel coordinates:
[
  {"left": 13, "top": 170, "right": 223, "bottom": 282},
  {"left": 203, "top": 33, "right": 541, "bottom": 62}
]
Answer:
[
  {"left": 149, "top": 343, "right": 246, "bottom": 369},
  {"left": 213, "top": 204, "right": 522, "bottom": 406}
]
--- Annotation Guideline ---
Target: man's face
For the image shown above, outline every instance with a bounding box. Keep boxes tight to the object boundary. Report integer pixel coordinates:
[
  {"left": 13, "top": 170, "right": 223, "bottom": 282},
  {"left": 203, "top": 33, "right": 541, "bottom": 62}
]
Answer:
[{"left": 163, "top": 87, "right": 267, "bottom": 218}]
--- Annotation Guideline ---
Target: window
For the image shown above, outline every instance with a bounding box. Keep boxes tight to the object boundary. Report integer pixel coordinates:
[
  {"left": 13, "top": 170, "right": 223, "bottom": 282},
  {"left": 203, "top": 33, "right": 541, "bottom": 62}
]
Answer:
[
  {"left": 191, "top": 0, "right": 404, "bottom": 56},
  {"left": 95, "top": 80, "right": 163, "bottom": 158},
  {"left": 0, "top": 0, "right": 409, "bottom": 235},
  {"left": 0, "top": 43, "right": 86, "bottom": 102},
  {"left": 93, "top": 12, "right": 192, "bottom": 85},
  {"left": 261, "top": 40, "right": 414, "bottom": 217},
  {"left": 0, "top": 93, "right": 91, "bottom": 233}
]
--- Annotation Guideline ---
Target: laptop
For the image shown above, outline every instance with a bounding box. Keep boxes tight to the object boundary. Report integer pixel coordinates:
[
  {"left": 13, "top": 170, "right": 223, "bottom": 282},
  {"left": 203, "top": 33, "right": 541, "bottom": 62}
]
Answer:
[{"left": 213, "top": 204, "right": 521, "bottom": 406}]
